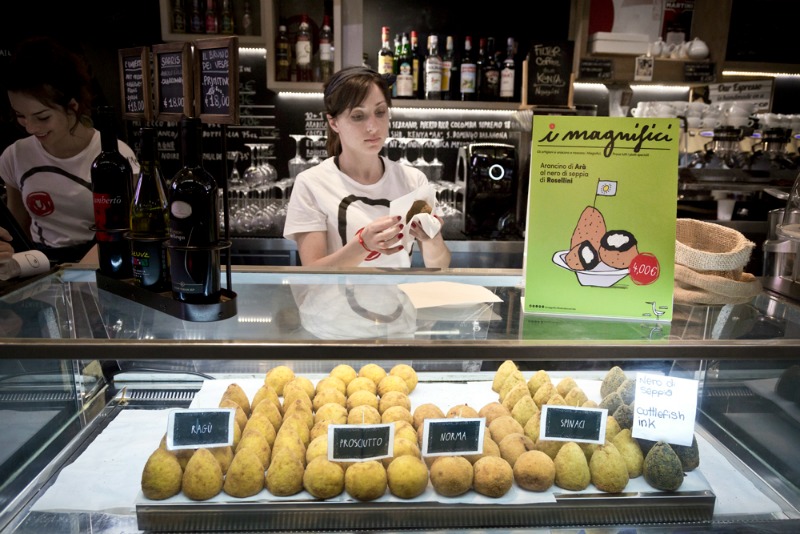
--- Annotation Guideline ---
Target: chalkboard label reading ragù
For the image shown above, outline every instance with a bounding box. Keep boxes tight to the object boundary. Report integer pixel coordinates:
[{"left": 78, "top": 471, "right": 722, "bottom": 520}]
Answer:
[
  {"left": 118, "top": 47, "right": 152, "bottom": 121},
  {"left": 422, "top": 418, "right": 485, "bottom": 456},
  {"left": 327, "top": 424, "right": 394, "bottom": 461},
  {"left": 166, "top": 408, "right": 236, "bottom": 450},
  {"left": 153, "top": 42, "right": 193, "bottom": 120},
  {"left": 540, "top": 405, "right": 607, "bottom": 444},
  {"left": 194, "top": 36, "right": 239, "bottom": 124}
]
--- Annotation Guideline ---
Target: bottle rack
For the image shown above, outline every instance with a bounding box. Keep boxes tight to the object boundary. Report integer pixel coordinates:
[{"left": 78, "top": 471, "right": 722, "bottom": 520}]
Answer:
[{"left": 95, "top": 239, "right": 238, "bottom": 323}]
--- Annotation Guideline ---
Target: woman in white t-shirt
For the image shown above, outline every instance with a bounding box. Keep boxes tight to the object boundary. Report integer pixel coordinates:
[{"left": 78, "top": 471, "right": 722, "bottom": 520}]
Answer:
[
  {"left": 283, "top": 66, "right": 450, "bottom": 268},
  {"left": 0, "top": 36, "right": 138, "bottom": 264}
]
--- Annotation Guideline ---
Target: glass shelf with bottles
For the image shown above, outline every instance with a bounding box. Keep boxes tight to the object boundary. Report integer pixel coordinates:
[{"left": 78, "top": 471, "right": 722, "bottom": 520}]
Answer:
[{"left": 159, "top": 0, "right": 266, "bottom": 45}]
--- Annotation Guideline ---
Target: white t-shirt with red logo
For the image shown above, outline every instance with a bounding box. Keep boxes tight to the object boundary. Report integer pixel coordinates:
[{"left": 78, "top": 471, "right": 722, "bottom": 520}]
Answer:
[
  {"left": 0, "top": 130, "right": 138, "bottom": 248},
  {"left": 284, "top": 156, "right": 434, "bottom": 267}
]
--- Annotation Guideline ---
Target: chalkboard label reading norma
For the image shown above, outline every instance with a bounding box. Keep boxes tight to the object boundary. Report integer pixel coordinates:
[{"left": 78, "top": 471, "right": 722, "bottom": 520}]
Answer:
[
  {"left": 153, "top": 42, "right": 193, "bottom": 120},
  {"left": 194, "top": 36, "right": 239, "bottom": 124},
  {"left": 166, "top": 408, "right": 236, "bottom": 450},
  {"left": 540, "top": 405, "right": 607, "bottom": 444},
  {"left": 118, "top": 47, "right": 152, "bottom": 120},
  {"left": 422, "top": 418, "right": 485, "bottom": 456},
  {"left": 328, "top": 424, "right": 394, "bottom": 461}
]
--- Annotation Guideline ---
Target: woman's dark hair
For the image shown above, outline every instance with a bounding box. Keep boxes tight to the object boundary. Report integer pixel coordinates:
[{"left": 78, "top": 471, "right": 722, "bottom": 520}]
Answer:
[
  {"left": 7, "top": 36, "right": 94, "bottom": 132},
  {"left": 323, "top": 66, "right": 392, "bottom": 157}
]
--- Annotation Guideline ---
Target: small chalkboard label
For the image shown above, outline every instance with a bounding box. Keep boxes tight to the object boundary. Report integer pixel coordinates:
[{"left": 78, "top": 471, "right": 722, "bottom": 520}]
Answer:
[
  {"left": 525, "top": 40, "right": 574, "bottom": 106},
  {"left": 579, "top": 58, "right": 613, "bottom": 81},
  {"left": 166, "top": 408, "right": 236, "bottom": 450},
  {"left": 153, "top": 42, "right": 193, "bottom": 121},
  {"left": 422, "top": 418, "right": 485, "bottom": 457},
  {"left": 194, "top": 36, "right": 239, "bottom": 125},
  {"left": 118, "top": 47, "right": 152, "bottom": 121},
  {"left": 540, "top": 405, "right": 606, "bottom": 444},
  {"left": 684, "top": 61, "right": 716, "bottom": 83},
  {"left": 328, "top": 424, "right": 394, "bottom": 461}
]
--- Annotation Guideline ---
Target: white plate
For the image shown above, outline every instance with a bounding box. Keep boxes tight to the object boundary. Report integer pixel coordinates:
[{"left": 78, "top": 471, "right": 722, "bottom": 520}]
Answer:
[{"left": 552, "top": 250, "right": 629, "bottom": 288}]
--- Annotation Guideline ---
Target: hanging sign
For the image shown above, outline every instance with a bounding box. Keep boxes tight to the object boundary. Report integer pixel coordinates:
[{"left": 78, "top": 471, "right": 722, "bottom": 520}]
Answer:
[
  {"left": 194, "top": 36, "right": 239, "bottom": 124},
  {"left": 118, "top": 46, "right": 152, "bottom": 121},
  {"left": 153, "top": 41, "right": 193, "bottom": 121}
]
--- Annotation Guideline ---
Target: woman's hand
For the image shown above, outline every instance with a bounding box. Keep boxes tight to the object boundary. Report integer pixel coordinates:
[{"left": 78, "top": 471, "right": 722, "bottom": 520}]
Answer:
[
  {"left": 0, "top": 227, "right": 14, "bottom": 262},
  {"left": 411, "top": 215, "right": 451, "bottom": 268},
  {"left": 360, "top": 215, "right": 405, "bottom": 255}
]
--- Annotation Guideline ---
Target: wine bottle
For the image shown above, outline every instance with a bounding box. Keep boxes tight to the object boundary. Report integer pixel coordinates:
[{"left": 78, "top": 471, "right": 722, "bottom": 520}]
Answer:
[
  {"left": 220, "top": 0, "right": 234, "bottom": 34},
  {"left": 91, "top": 106, "right": 133, "bottom": 279},
  {"left": 377, "top": 26, "right": 394, "bottom": 77},
  {"left": 168, "top": 117, "right": 221, "bottom": 304},
  {"left": 189, "top": 0, "right": 203, "bottom": 33},
  {"left": 172, "top": 0, "right": 186, "bottom": 33},
  {"left": 130, "top": 127, "right": 170, "bottom": 291},
  {"left": 275, "top": 23, "right": 290, "bottom": 81},
  {"left": 480, "top": 37, "right": 500, "bottom": 101},
  {"left": 499, "top": 37, "right": 516, "bottom": 102},
  {"left": 319, "top": 15, "right": 334, "bottom": 83},
  {"left": 410, "top": 30, "right": 423, "bottom": 99},
  {"left": 441, "top": 35, "right": 455, "bottom": 100},
  {"left": 241, "top": 0, "right": 253, "bottom": 36},
  {"left": 459, "top": 35, "right": 477, "bottom": 101},
  {"left": 204, "top": 0, "right": 219, "bottom": 34},
  {"left": 295, "top": 15, "right": 313, "bottom": 82},
  {"left": 395, "top": 32, "right": 414, "bottom": 99},
  {"left": 423, "top": 34, "right": 442, "bottom": 100}
]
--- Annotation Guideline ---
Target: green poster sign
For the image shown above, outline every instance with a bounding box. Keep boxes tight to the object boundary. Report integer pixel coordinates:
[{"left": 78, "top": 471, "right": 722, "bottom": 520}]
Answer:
[{"left": 523, "top": 116, "right": 679, "bottom": 322}]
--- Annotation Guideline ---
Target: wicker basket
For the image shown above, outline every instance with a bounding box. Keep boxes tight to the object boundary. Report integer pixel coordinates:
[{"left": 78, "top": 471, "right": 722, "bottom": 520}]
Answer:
[{"left": 674, "top": 219, "right": 762, "bottom": 305}]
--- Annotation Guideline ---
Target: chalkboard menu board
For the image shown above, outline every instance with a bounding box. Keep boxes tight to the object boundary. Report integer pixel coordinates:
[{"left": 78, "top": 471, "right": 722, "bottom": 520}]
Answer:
[
  {"left": 684, "top": 62, "right": 716, "bottom": 83},
  {"left": 118, "top": 47, "right": 152, "bottom": 121},
  {"left": 194, "top": 37, "right": 239, "bottom": 125},
  {"left": 524, "top": 40, "right": 574, "bottom": 107},
  {"left": 153, "top": 42, "right": 193, "bottom": 121},
  {"left": 579, "top": 58, "right": 613, "bottom": 81}
]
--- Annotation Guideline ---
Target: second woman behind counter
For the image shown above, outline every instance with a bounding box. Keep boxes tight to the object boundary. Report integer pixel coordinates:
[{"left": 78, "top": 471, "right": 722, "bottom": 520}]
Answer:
[{"left": 283, "top": 66, "right": 451, "bottom": 268}]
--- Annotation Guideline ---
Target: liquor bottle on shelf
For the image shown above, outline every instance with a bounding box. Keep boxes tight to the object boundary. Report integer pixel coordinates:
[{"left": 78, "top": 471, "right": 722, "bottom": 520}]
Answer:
[
  {"left": 395, "top": 32, "right": 414, "bottom": 99},
  {"left": 205, "top": 0, "right": 219, "bottom": 34},
  {"left": 410, "top": 30, "right": 423, "bottom": 99},
  {"left": 480, "top": 37, "right": 500, "bottom": 101},
  {"left": 220, "top": 0, "right": 234, "bottom": 34},
  {"left": 130, "top": 128, "right": 170, "bottom": 292},
  {"left": 391, "top": 32, "right": 401, "bottom": 97},
  {"left": 441, "top": 35, "right": 456, "bottom": 100},
  {"left": 377, "top": 26, "right": 394, "bottom": 77},
  {"left": 189, "top": 0, "right": 203, "bottom": 34},
  {"left": 319, "top": 15, "right": 334, "bottom": 83},
  {"left": 423, "top": 34, "right": 442, "bottom": 100},
  {"left": 172, "top": 0, "right": 186, "bottom": 33},
  {"left": 241, "top": 0, "right": 253, "bottom": 36},
  {"left": 275, "top": 23, "right": 290, "bottom": 81},
  {"left": 499, "top": 37, "right": 516, "bottom": 102},
  {"left": 90, "top": 106, "right": 133, "bottom": 279},
  {"left": 295, "top": 15, "right": 313, "bottom": 82},
  {"left": 459, "top": 35, "right": 477, "bottom": 101},
  {"left": 475, "top": 37, "right": 487, "bottom": 97},
  {"left": 168, "top": 117, "right": 221, "bottom": 304}
]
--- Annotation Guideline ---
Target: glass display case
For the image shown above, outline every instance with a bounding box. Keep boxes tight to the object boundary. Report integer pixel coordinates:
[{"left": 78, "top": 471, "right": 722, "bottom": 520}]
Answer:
[{"left": 1, "top": 265, "right": 799, "bottom": 533}]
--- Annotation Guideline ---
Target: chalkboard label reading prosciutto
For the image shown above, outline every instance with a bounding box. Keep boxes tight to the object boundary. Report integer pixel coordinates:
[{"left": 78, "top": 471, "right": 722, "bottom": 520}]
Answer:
[
  {"left": 328, "top": 424, "right": 394, "bottom": 461},
  {"left": 422, "top": 418, "right": 485, "bottom": 456},
  {"left": 166, "top": 408, "right": 236, "bottom": 450},
  {"left": 525, "top": 40, "right": 574, "bottom": 106},
  {"left": 118, "top": 47, "right": 152, "bottom": 120},
  {"left": 194, "top": 37, "right": 239, "bottom": 124},
  {"left": 153, "top": 42, "right": 192, "bottom": 120}
]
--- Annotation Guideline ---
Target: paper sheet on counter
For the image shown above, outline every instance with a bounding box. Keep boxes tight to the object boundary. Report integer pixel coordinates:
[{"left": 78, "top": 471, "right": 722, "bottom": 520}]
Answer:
[
  {"left": 30, "top": 376, "right": 783, "bottom": 516},
  {"left": 398, "top": 281, "right": 503, "bottom": 309}
]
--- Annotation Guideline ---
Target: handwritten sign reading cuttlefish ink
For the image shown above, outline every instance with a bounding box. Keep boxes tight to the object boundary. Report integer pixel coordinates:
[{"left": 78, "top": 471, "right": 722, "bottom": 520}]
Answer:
[{"left": 632, "top": 373, "right": 698, "bottom": 447}]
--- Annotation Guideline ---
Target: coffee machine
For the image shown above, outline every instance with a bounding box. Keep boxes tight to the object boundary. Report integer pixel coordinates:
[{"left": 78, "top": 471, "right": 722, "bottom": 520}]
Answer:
[{"left": 455, "top": 143, "right": 518, "bottom": 238}]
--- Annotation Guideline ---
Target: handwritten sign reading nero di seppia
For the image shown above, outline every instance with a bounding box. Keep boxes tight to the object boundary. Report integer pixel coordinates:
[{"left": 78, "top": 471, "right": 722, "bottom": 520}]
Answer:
[
  {"left": 421, "top": 418, "right": 485, "bottom": 456},
  {"left": 328, "top": 424, "right": 394, "bottom": 461},
  {"left": 540, "top": 405, "right": 607, "bottom": 444},
  {"left": 166, "top": 408, "right": 236, "bottom": 450},
  {"left": 632, "top": 373, "right": 698, "bottom": 447}
]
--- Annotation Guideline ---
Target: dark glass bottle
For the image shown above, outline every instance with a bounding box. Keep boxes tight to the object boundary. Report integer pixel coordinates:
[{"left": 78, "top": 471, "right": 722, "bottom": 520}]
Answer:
[
  {"left": 241, "top": 0, "right": 253, "bottom": 35},
  {"left": 91, "top": 106, "right": 133, "bottom": 279},
  {"left": 410, "top": 30, "right": 423, "bottom": 99},
  {"left": 275, "top": 23, "right": 291, "bottom": 81},
  {"left": 475, "top": 37, "right": 487, "bottom": 98},
  {"left": 130, "top": 128, "right": 170, "bottom": 291},
  {"left": 189, "top": 0, "right": 203, "bottom": 34},
  {"left": 220, "top": 0, "right": 234, "bottom": 34},
  {"left": 459, "top": 35, "right": 477, "bottom": 101},
  {"left": 168, "top": 117, "right": 221, "bottom": 304},
  {"left": 480, "top": 37, "right": 500, "bottom": 101},
  {"left": 499, "top": 37, "right": 517, "bottom": 102},
  {"left": 205, "top": 0, "right": 219, "bottom": 34},
  {"left": 172, "top": 0, "right": 186, "bottom": 33},
  {"left": 377, "top": 26, "right": 394, "bottom": 77},
  {"left": 319, "top": 15, "right": 334, "bottom": 83},
  {"left": 295, "top": 15, "right": 313, "bottom": 82}
]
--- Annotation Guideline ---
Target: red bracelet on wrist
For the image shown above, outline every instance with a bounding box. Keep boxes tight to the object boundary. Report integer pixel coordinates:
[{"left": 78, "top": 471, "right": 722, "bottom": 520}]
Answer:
[{"left": 355, "top": 227, "right": 372, "bottom": 252}]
